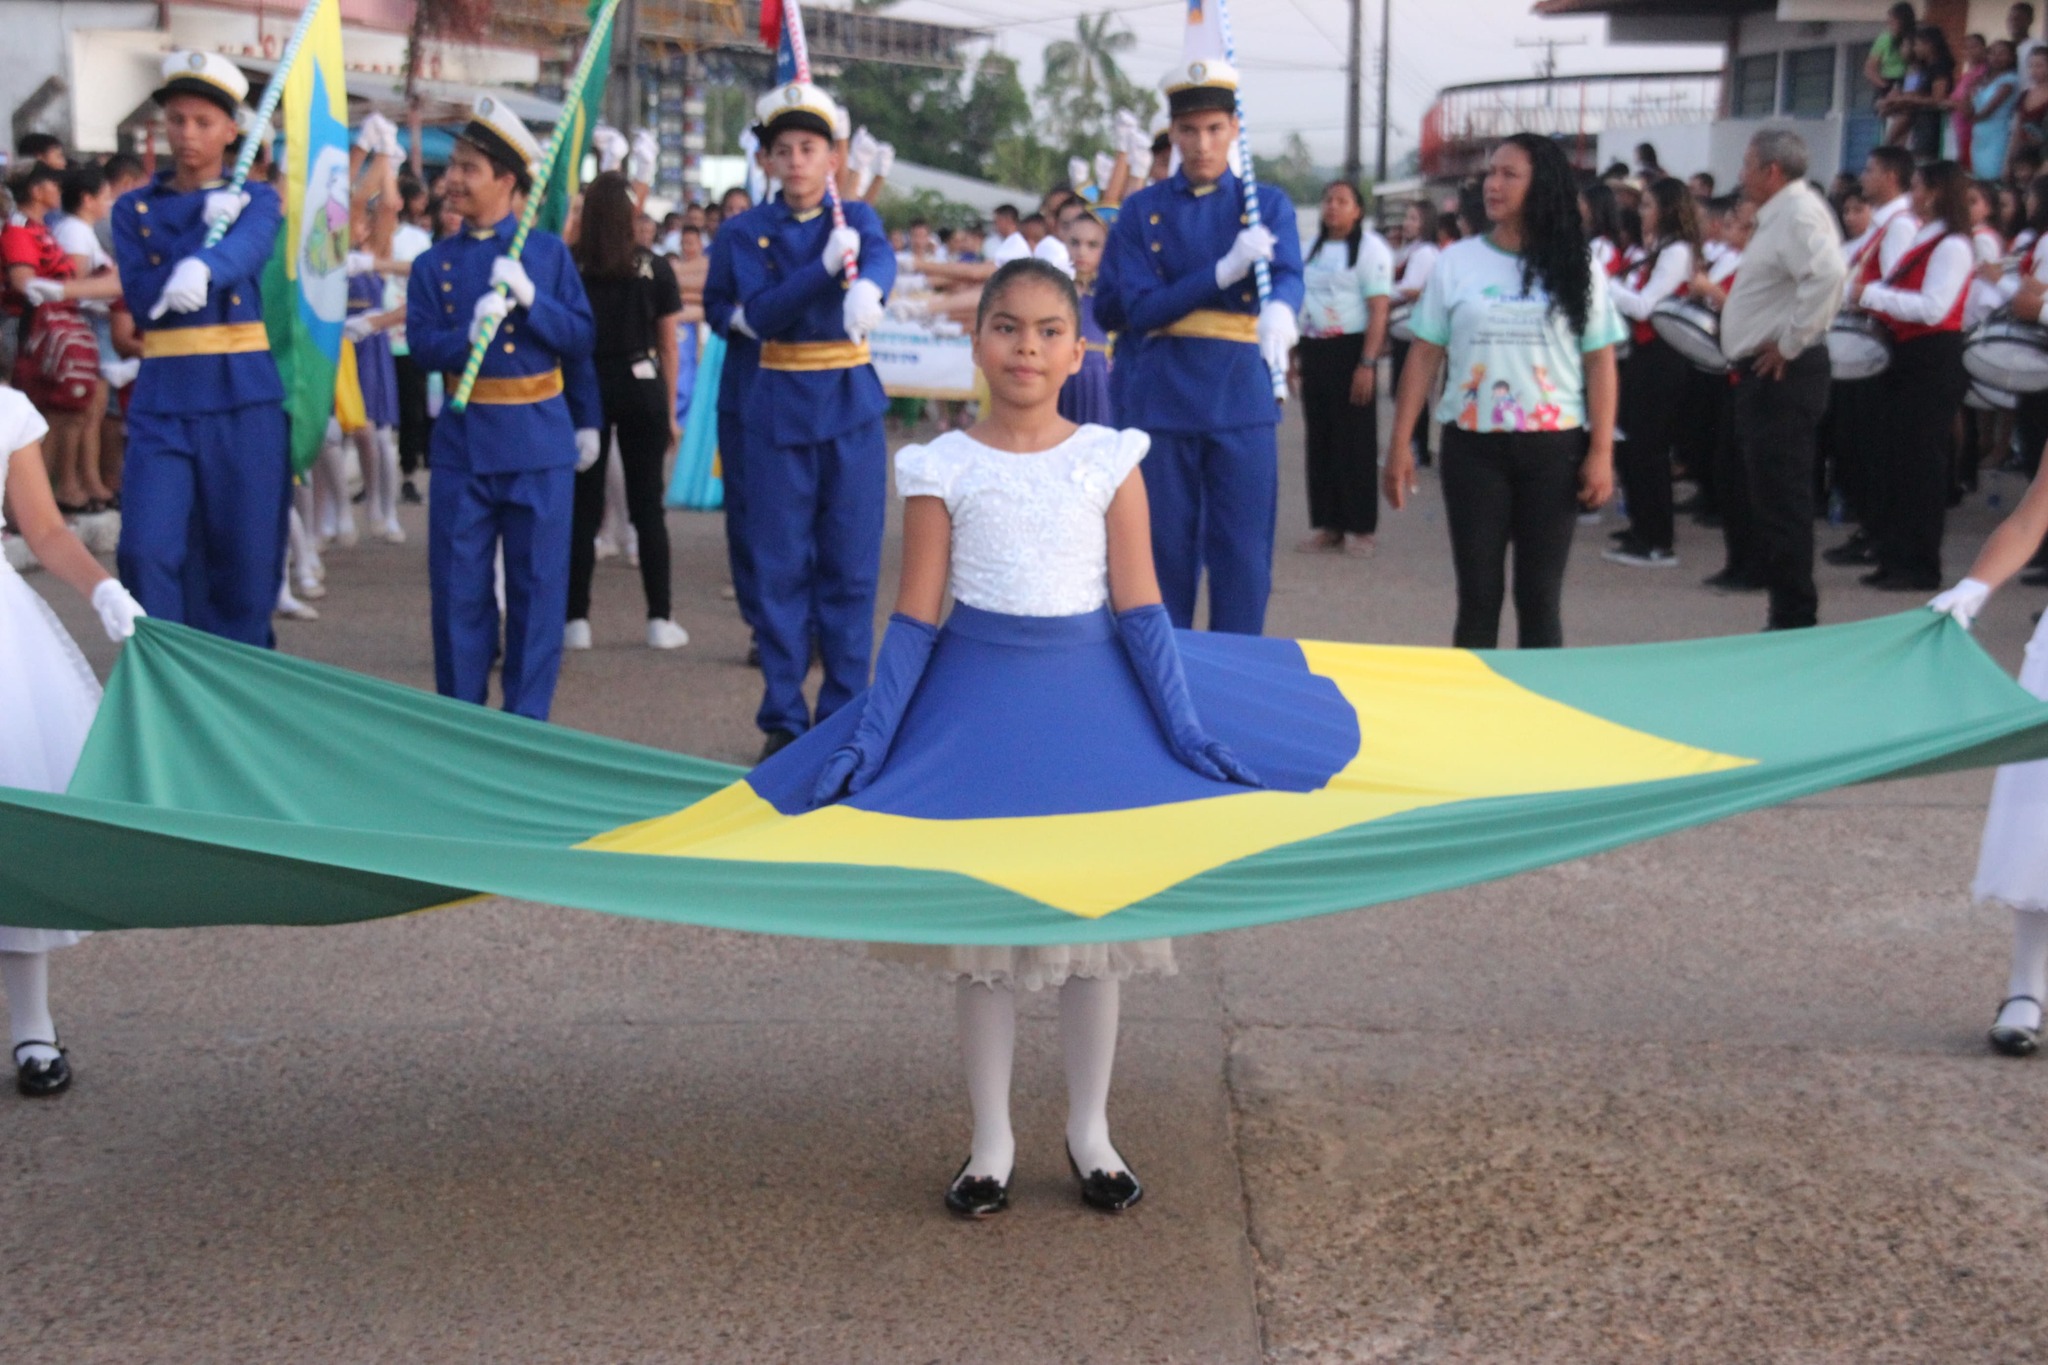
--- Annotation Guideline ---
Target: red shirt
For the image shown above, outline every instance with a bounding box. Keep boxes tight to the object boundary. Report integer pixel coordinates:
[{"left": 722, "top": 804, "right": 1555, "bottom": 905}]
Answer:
[{"left": 1, "top": 215, "right": 73, "bottom": 315}]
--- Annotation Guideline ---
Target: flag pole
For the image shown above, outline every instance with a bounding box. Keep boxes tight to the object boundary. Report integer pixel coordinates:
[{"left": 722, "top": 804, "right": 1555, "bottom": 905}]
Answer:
[
  {"left": 449, "top": 0, "right": 627, "bottom": 413},
  {"left": 205, "top": 0, "right": 329, "bottom": 249},
  {"left": 781, "top": 0, "right": 859, "bottom": 282},
  {"left": 1216, "top": 0, "right": 1286, "bottom": 401}
]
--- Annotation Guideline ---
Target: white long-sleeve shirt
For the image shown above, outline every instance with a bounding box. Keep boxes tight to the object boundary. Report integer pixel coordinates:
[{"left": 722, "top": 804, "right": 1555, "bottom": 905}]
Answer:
[
  {"left": 1394, "top": 240, "right": 1438, "bottom": 300},
  {"left": 1608, "top": 240, "right": 1693, "bottom": 320},
  {"left": 1866, "top": 194, "right": 1920, "bottom": 277},
  {"left": 1967, "top": 225, "right": 2007, "bottom": 329},
  {"left": 1995, "top": 229, "right": 2044, "bottom": 306},
  {"left": 1860, "top": 223, "right": 1973, "bottom": 327}
]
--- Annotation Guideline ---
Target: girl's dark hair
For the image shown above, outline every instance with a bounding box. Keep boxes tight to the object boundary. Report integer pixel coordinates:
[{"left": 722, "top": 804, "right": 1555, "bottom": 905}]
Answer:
[
  {"left": 1915, "top": 159, "right": 1972, "bottom": 237},
  {"left": 1888, "top": 1, "right": 1916, "bottom": 32},
  {"left": 1309, "top": 180, "right": 1367, "bottom": 268},
  {"left": 975, "top": 258, "right": 1080, "bottom": 332},
  {"left": 1405, "top": 198, "right": 1439, "bottom": 243},
  {"left": 1499, "top": 132, "right": 1593, "bottom": 336},
  {"left": 1643, "top": 176, "right": 1703, "bottom": 253},
  {"left": 60, "top": 164, "right": 106, "bottom": 214},
  {"left": 1435, "top": 215, "right": 1462, "bottom": 246},
  {"left": 1579, "top": 180, "right": 1623, "bottom": 245},
  {"left": 1618, "top": 203, "right": 1643, "bottom": 251},
  {"left": 1455, "top": 178, "right": 1488, "bottom": 236},
  {"left": 572, "top": 171, "right": 640, "bottom": 279},
  {"left": 1915, "top": 23, "right": 1956, "bottom": 77}
]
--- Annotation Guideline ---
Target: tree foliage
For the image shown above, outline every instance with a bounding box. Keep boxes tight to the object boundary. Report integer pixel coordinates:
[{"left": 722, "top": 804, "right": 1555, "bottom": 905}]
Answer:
[{"left": 1037, "top": 13, "right": 1156, "bottom": 150}]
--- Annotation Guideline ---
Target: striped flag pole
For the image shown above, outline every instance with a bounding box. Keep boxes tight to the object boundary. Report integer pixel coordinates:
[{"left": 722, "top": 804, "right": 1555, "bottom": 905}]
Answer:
[
  {"left": 780, "top": 0, "right": 860, "bottom": 282},
  {"left": 449, "top": 0, "right": 627, "bottom": 412},
  {"left": 1216, "top": 0, "right": 1286, "bottom": 401},
  {"left": 205, "top": 0, "right": 328, "bottom": 248}
]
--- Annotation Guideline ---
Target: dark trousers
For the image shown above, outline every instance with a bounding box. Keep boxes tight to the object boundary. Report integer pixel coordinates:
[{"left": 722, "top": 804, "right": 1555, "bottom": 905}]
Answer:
[
  {"left": 568, "top": 371, "right": 674, "bottom": 622},
  {"left": 1874, "top": 331, "right": 1967, "bottom": 584},
  {"left": 2017, "top": 390, "right": 2048, "bottom": 480},
  {"left": 1439, "top": 426, "right": 1587, "bottom": 649},
  {"left": 1616, "top": 336, "right": 1688, "bottom": 551},
  {"left": 1389, "top": 337, "right": 1425, "bottom": 456},
  {"left": 394, "top": 352, "right": 431, "bottom": 475},
  {"left": 1725, "top": 348, "right": 1831, "bottom": 628},
  {"left": 1297, "top": 332, "right": 1379, "bottom": 536},
  {"left": 1675, "top": 365, "right": 1725, "bottom": 515},
  {"left": 1822, "top": 375, "right": 1884, "bottom": 525}
]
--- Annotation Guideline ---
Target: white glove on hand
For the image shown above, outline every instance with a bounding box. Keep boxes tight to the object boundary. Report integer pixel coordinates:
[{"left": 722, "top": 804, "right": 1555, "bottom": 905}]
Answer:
[
  {"left": 1216, "top": 225, "right": 1276, "bottom": 290},
  {"left": 203, "top": 189, "right": 249, "bottom": 231},
  {"left": 90, "top": 579, "right": 145, "bottom": 643},
  {"left": 842, "top": 277, "right": 885, "bottom": 344},
  {"left": 1928, "top": 577, "right": 1992, "bottom": 629},
  {"left": 345, "top": 249, "right": 376, "bottom": 276},
  {"left": 728, "top": 304, "right": 757, "bottom": 341},
  {"left": 469, "top": 290, "right": 510, "bottom": 344},
  {"left": 574, "top": 428, "right": 602, "bottom": 473},
  {"left": 1094, "top": 151, "right": 1117, "bottom": 190},
  {"left": 873, "top": 142, "right": 895, "bottom": 180},
  {"left": 592, "top": 124, "right": 628, "bottom": 172},
  {"left": 22, "top": 277, "right": 65, "bottom": 305},
  {"left": 490, "top": 256, "right": 536, "bottom": 308},
  {"left": 1257, "top": 301, "right": 1298, "bottom": 377},
  {"left": 150, "top": 258, "right": 211, "bottom": 319},
  {"left": 354, "top": 112, "right": 392, "bottom": 154},
  {"left": 629, "top": 128, "right": 659, "bottom": 184},
  {"left": 1069, "top": 156, "right": 1093, "bottom": 192},
  {"left": 821, "top": 225, "right": 861, "bottom": 276},
  {"left": 344, "top": 314, "right": 376, "bottom": 342},
  {"left": 849, "top": 128, "right": 879, "bottom": 174},
  {"left": 100, "top": 356, "right": 139, "bottom": 388}
]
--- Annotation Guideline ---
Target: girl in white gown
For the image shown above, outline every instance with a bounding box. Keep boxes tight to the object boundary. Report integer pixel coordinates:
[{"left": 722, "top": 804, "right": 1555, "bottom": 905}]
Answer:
[
  {"left": 1928, "top": 469, "right": 2048, "bottom": 1054},
  {"left": 0, "top": 385, "right": 145, "bottom": 1095}
]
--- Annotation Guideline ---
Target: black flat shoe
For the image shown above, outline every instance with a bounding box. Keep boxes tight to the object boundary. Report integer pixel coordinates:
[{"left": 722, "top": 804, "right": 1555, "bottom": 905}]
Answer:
[
  {"left": 756, "top": 728, "right": 798, "bottom": 763},
  {"left": 1067, "top": 1146, "right": 1143, "bottom": 1214},
  {"left": 1991, "top": 996, "right": 2042, "bottom": 1057},
  {"left": 1823, "top": 539, "right": 1879, "bottom": 567},
  {"left": 1860, "top": 568, "right": 1940, "bottom": 592},
  {"left": 944, "top": 1159, "right": 1011, "bottom": 1219},
  {"left": 1701, "top": 568, "right": 1764, "bottom": 593},
  {"left": 14, "top": 1041, "right": 71, "bottom": 1097}
]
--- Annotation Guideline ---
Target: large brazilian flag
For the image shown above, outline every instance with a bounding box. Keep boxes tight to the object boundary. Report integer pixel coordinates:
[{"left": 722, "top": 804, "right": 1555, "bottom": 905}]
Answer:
[{"left": 0, "top": 613, "right": 2044, "bottom": 941}]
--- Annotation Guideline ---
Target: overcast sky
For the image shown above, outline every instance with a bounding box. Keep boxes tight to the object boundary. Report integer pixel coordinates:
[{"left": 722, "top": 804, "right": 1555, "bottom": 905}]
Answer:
[{"left": 883, "top": 0, "right": 1725, "bottom": 165}]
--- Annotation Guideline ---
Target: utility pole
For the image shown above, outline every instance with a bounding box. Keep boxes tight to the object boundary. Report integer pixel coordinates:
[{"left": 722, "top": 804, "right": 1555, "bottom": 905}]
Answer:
[
  {"left": 1374, "top": 0, "right": 1390, "bottom": 183},
  {"left": 1344, "top": 0, "right": 1362, "bottom": 184}
]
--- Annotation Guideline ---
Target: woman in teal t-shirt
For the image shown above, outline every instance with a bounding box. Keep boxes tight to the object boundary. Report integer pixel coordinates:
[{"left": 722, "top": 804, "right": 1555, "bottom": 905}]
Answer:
[{"left": 1384, "top": 133, "right": 1623, "bottom": 650}]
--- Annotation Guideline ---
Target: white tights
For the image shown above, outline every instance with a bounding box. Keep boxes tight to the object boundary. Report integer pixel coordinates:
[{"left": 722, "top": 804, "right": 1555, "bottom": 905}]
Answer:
[
  {"left": 0, "top": 951, "right": 58, "bottom": 1064},
  {"left": 1999, "top": 909, "right": 2048, "bottom": 1031},
  {"left": 956, "top": 975, "right": 1128, "bottom": 1182}
]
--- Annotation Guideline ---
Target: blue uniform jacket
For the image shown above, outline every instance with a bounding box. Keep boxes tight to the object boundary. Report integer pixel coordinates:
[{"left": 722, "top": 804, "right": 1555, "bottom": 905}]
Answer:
[
  {"left": 1095, "top": 170, "right": 1304, "bottom": 433},
  {"left": 406, "top": 216, "right": 599, "bottom": 474},
  {"left": 706, "top": 195, "right": 896, "bottom": 447},
  {"left": 113, "top": 172, "right": 285, "bottom": 416},
  {"left": 703, "top": 224, "right": 760, "bottom": 419}
]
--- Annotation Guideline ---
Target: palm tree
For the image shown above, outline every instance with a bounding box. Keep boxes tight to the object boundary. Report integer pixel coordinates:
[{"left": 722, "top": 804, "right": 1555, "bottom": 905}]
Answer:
[{"left": 1038, "top": 12, "right": 1153, "bottom": 149}]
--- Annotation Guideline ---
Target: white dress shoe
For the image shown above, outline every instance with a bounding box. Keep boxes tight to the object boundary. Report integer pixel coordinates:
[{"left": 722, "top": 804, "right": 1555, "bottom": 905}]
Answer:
[
  {"left": 563, "top": 619, "right": 593, "bottom": 650},
  {"left": 646, "top": 617, "right": 690, "bottom": 650}
]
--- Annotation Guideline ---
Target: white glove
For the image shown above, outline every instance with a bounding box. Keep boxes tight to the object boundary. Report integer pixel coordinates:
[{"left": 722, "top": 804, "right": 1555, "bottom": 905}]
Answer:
[
  {"left": 873, "top": 142, "right": 895, "bottom": 180},
  {"left": 469, "top": 290, "right": 510, "bottom": 344},
  {"left": 629, "top": 128, "right": 659, "bottom": 184},
  {"left": 90, "top": 579, "right": 145, "bottom": 643},
  {"left": 592, "top": 124, "right": 628, "bottom": 172},
  {"left": 1216, "top": 225, "right": 1276, "bottom": 289},
  {"left": 842, "top": 277, "right": 885, "bottom": 344},
  {"left": 1069, "top": 156, "right": 1093, "bottom": 192},
  {"left": 574, "top": 428, "right": 602, "bottom": 473},
  {"left": 354, "top": 112, "right": 393, "bottom": 154},
  {"left": 1257, "top": 301, "right": 1298, "bottom": 377},
  {"left": 1928, "top": 577, "right": 1992, "bottom": 630},
  {"left": 344, "top": 314, "right": 376, "bottom": 342},
  {"left": 490, "top": 256, "right": 536, "bottom": 308},
  {"left": 345, "top": 249, "right": 376, "bottom": 276},
  {"left": 203, "top": 189, "right": 249, "bottom": 231},
  {"left": 849, "top": 128, "right": 879, "bottom": 174},
  {"left": 1094, "top": 152, "right": 1117, "bottom": 190},
  {"left": 1113, "top": 110, "right": 1145, "bottom": 160},
  {"left": 728, "top": 304, "right": 757, "bottom": 341},
  {"left": 379, "top": 115, "right": 404, "bottom": 160},
  {"left": 149, "top": 258, "right": 211, "bottom": 319},
  {"left": 100, "top": 356, "right": 139, "bottom": 388},
  {"left": 22, "top": 277, "right": 65, "bottom": 305},
  {"left": 821, "top": 225, "right": 861, "bottom": 276}
]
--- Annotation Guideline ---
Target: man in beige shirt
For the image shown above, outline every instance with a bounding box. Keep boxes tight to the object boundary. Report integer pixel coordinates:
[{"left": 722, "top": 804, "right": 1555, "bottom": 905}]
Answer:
[{"left": 1715, "top": 128, "right": 1845, "bottom": 629}]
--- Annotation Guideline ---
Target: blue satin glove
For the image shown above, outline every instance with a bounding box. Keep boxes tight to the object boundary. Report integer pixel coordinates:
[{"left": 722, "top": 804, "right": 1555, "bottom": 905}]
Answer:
[
  {"left": 810, "top": 613, "right": 940, "bottom": 808},
  {"left": 1114, "top": 603, "right": 1263, "bottom": 788}
]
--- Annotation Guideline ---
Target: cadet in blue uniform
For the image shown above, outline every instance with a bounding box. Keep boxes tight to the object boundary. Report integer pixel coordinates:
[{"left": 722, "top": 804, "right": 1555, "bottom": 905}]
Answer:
[
  {"left": 113, "top": 53, "right": 289, "bottom": 648},
  {"left": 405, "top": 97, "right": 599, "bottom": 721},
  {"left": 1095, "top": 59, "right": 1303, "bottom": 635},
  {"left": 705, "top": 83, "right": 896, "bottom": 758}
]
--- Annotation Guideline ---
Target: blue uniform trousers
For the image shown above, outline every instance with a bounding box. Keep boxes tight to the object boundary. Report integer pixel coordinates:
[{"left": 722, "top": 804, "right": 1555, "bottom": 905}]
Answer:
[
  {"left": 1143, "top": 426, "right": 1278, "bottom": 636},
  {"left": 117, "top": 404, "right": 290, "bottom": 648},
  {"left": 746, "top": 420, "right": 887, "bottom": 736},
  {"left": 719, "top": 413, "right": 760, "bottom": 631},
  {"left": 428, "top": 467, "right": 575, "bottom": 722}
]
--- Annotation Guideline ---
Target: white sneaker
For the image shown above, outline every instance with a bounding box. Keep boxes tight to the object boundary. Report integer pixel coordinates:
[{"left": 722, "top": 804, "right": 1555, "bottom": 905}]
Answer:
[
  {"left": 563, "top": 618, "right": 593, "bottom": 650},
  {"left": 335, "top": 518, "right": 359, "bottom": 549},
  {"left": 296, "top": 578, "right": 328, "bottom": 600},
  {"left": 646, "top": 617, "right": 690, "bottom": 650},
  {"left": 593, "top": 537, "right": 620, "bottom": 562},
  {"left": 374, "top": 518, "right": 407, "bottom": 544},
  {"left": 275, "top": 591, "right": 320, "bottom": 621}
]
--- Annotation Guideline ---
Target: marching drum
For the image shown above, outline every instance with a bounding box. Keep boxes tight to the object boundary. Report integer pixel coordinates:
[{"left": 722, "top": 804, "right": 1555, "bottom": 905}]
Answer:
[
  {"left": 1826, "top": 311, "right": 1893, "bottom": 381},
  {"left": 1648, "top": 297, "right": 1728, "bottom": 374},
  {"left": 1963, "top": 309, "right": 2048, "bottom": 394},
  {"left": 1967, "top": 378, "right": 2019, "bottom": 411},
  {"left": 1388, "top": 301, "right": 1415, "bottom": 343}
]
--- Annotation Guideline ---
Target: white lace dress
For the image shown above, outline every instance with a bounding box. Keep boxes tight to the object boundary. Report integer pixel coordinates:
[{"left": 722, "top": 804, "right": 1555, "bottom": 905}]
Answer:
[
  {"left": 869, "top": 423, "right": 1178, "bottom": 991},
  {"left": 0, "top": 388, "right": 97, "bottom": 952},
  {"left": 1975, "top": 609, "right": 2048, "bottom": 912}
]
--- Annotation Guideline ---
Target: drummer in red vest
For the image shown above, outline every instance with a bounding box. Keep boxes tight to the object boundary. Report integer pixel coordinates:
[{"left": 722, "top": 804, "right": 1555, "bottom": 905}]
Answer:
[
  {"left": 1996, "top": 172, "right": 2048, "bottom": 587},
  {"left": 1848, "top": 159, "right": 1974, "bottom": 593},
  {"left": 1604, "top": 177, "right": 1701, "bottom": 569}
]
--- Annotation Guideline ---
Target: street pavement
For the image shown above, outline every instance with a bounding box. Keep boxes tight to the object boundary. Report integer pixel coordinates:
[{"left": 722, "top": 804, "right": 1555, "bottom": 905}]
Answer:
[{"left": 8, "top": 406, "right": 2048, "bottom": 1363}]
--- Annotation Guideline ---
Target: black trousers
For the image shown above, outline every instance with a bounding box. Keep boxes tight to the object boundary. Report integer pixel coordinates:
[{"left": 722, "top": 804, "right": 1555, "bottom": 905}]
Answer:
[
  {"left": 1297, "top": 332, "right": 1379, "bottom": 535},
  {"left": 1874, "top": 331, "right": 1967, "bottom": 585},
  {"left": 1674, "top": 365, "right": 1725, "bottom": 516},
  {"left": 1821, "top": 375, "right": 1884, "bottom": 525},
  {"left": 2017, "top": 390, "right": 2048, "bottom": 480},
  {"left": 568, "top": 366, "right": 673, "bottom": 622},
  {"left": 1724, "top": 348, "right": 1831, "bottom": 629},
  {"left": 1389, "top": 336, "right": 1425, "bottom": 457},
  {"left": 394, "top": 352, "right": 431, "bottom": 475},
  {"left": 1439, "top": 426, "right": 1587, "bottom": 649},
  {"left": 1615, "top": 336, "right": 1688, "bottom": 551}
]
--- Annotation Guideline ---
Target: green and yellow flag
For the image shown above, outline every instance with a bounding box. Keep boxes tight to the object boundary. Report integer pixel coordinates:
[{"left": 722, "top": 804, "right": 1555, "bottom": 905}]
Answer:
[
  {"left": 259, "top": 0, "right": 349, "bottom": 475},
  {"left": 534, "top": 0, "right": 612, "bottom": 236}
]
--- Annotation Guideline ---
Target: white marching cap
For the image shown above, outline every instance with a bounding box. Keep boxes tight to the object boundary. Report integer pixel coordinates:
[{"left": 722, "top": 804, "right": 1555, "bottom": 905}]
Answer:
[
  {"left": 154, "top": 50, "right": 250, "bottom": 116},
  {"left": 753, "top": 80, "right": 843, "bottom": 143},
  {"left": 461, "top": 94, "right": 544, "bottom": 181}
]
